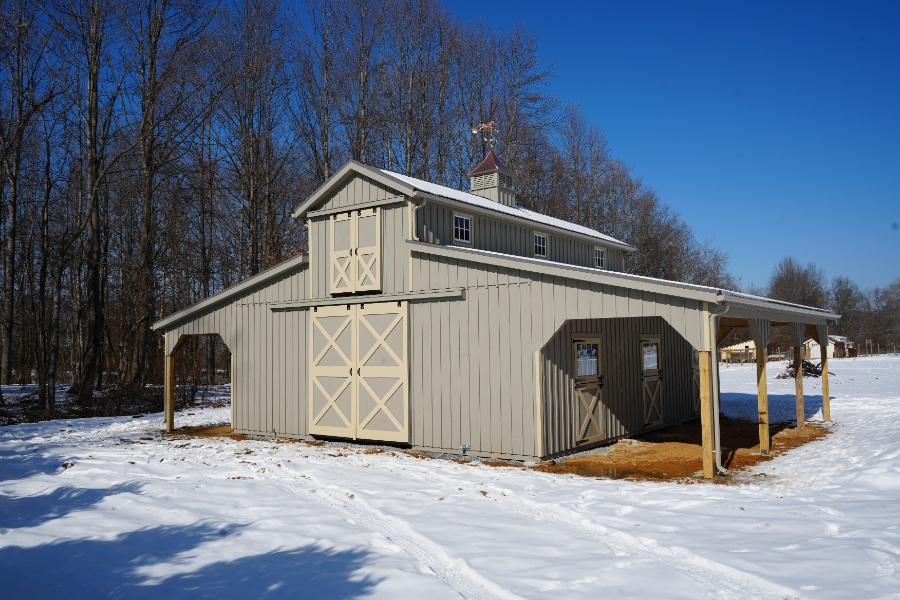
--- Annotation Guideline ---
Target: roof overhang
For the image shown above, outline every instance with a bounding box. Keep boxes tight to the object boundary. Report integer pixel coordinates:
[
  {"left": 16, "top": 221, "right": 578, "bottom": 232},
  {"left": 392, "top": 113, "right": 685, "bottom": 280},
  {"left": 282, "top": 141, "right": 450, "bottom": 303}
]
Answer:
[{"left": 152, "top": 253, "right": 309, "bottom": 332}]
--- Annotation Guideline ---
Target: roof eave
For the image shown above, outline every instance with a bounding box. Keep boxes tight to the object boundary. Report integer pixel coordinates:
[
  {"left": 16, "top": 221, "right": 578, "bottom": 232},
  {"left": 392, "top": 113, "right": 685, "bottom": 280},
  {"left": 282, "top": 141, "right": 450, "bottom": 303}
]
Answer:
[{"left": 721, "top": 290, "right": 840, "bottom": 323}]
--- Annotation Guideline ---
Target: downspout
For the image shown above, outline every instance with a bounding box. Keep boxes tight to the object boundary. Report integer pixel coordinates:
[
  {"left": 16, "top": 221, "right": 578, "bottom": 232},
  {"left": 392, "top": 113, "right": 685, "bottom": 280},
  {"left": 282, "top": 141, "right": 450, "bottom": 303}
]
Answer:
[
  {"left": 708, "top": 296, "right": 730, "bottom": 475},
  {"left": 410, "top": 194, "right": 427, "bottom": 242}
]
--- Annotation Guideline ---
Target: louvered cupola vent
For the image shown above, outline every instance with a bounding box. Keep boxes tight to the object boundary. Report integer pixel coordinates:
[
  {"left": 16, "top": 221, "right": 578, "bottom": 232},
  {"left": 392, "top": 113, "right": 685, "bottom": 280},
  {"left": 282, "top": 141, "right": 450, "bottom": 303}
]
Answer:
[{"left": 467, "top": 150, "right": 516, "bottom": 207}]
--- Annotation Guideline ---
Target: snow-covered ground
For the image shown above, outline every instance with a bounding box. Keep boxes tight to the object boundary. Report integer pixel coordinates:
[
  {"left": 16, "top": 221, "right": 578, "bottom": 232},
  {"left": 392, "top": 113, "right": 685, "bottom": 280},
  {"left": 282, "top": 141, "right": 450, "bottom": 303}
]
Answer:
[{"left": 2, "top": 357, "right": 900, "bottom": 599}]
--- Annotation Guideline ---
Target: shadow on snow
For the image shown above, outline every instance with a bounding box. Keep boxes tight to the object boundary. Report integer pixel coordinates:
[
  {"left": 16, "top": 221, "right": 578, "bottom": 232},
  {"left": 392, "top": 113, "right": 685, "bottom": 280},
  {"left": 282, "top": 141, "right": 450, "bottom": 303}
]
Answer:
[
  {"left": 0, "top": 481, "right": 145, "bottom": 530},
  {"left": 721, "top": 392, "right": 826, "bottom": 423},
  {"left": 0, "top": 522, "right": 381, "bottom": 599}
]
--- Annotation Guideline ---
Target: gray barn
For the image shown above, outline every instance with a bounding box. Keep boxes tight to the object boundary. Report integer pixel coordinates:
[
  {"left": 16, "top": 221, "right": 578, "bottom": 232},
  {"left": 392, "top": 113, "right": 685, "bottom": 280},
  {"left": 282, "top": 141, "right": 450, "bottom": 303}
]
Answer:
[{"left": 154, "top": 152, "right": 838, "bottom": 477}]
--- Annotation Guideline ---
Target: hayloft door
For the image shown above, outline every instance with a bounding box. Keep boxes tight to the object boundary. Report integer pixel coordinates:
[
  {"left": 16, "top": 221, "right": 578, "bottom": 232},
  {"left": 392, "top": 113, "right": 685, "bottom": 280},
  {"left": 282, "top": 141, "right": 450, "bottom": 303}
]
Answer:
[
  {"left": 309, "top": 304, "right": 356, "bottom": 438},
  {"left": 356, "top": 302, "right": 408, "bottom": 442},
  {"left": 355, "top": 208, "right": 381, "bottom": 292},
  {"left": 574, "top": 338, "right": 604, "bottom": 444},
  {"left": 330, "top": 212, "right": 355, "bottom": 294},
  {"left": 642, "top": 336, "right": 664, "bottom": 426},
  {"left": 329, "top": 208, "right": 382, "bottom": 295}
]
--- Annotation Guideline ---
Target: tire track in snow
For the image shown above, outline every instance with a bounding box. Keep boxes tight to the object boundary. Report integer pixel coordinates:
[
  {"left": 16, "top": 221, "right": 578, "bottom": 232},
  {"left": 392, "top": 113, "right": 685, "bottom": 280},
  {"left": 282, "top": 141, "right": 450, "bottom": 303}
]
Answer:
[
  {"left": 273, "top": 470, "right": 520, "bottom": 600},
  {"left": 365, "top": 459, "right": 797, "bottom": 600}
]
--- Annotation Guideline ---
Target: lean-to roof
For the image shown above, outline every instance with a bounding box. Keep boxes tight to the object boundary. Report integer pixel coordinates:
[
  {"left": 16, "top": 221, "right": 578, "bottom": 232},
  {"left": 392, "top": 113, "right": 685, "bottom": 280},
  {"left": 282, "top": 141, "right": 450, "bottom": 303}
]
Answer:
[{"left": 152, "top": 253, "right": 308, "bottom": 331}]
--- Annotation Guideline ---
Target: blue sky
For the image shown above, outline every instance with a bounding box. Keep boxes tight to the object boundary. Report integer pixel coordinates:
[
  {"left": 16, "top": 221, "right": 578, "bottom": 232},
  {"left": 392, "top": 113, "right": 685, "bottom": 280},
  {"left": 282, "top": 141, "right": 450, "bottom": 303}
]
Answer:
[{"left": 446, "top": 0, "right": 900, "bottom": 291}]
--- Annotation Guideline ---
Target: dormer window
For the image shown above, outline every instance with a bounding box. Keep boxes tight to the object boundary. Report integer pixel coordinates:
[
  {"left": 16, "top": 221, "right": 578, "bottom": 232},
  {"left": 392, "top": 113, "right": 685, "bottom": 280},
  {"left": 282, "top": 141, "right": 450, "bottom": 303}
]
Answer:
[
  {"left": 594, "top": 246, "right": 606, "bottom": 269},
  {"left": 534, "top": 232, "right": 548, "bottom": 258},
  {"left": 454, "top": 213, "right": 472, "bottom": 245}
]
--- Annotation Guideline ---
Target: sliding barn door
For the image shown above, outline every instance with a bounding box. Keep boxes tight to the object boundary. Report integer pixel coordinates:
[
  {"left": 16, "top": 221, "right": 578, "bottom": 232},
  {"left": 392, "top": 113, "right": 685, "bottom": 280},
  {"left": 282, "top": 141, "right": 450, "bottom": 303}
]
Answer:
[
  {"left": 356, "top": 302, "right": 408, "bottom": 442},
  {"left": 309, "top": 305, "right": 356, "bottom": 438},
  {"left": 308, "top": 302, "right": 408, "bottom": 442}
]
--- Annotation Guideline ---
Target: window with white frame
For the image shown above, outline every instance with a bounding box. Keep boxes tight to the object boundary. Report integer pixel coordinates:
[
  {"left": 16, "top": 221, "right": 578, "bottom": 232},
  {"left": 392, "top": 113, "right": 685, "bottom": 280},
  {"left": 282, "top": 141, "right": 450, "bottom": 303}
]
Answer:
[
  {"left": 453, "top": 213, "right": 472, "bottom": 244},
  {"left": 594, "top": 246, "right": 606, "bottom": 269},
  {"left": 533, "top": 232, "right": 547, "bottom": 258}
]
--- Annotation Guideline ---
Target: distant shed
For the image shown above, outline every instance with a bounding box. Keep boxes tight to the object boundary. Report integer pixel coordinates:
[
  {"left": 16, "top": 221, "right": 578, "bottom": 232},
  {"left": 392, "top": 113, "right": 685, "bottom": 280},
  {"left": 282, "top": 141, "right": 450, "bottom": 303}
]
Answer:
[{"left": 154, "top": 152, "right": 839, "bottom": 477}]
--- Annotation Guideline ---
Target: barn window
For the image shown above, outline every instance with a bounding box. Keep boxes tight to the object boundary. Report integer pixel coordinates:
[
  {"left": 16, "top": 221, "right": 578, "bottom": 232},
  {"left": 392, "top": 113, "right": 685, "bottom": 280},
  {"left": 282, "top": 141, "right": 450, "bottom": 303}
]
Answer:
[
  {"left": 534, "top": 232, "right": 548, "bottom": 258},
  {"left": 453, "top": 213, "right": 472, "bottom": 244},
  {"left": 594, "top": 246, "right": 605, "bottom": 269}
]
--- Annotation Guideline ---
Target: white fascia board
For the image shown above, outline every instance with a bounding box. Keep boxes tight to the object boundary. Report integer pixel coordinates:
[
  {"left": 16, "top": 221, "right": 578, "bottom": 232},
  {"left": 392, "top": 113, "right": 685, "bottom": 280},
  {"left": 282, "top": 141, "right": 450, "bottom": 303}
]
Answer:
[{"left": 152, "top": 254, "right": 309, "bottom": 331}]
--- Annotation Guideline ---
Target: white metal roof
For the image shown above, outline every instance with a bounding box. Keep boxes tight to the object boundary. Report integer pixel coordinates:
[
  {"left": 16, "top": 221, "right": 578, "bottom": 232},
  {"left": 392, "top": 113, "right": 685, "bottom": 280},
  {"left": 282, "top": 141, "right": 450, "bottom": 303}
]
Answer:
[{"left": 380, "top": 169, "right": 635, "bottom": 251}]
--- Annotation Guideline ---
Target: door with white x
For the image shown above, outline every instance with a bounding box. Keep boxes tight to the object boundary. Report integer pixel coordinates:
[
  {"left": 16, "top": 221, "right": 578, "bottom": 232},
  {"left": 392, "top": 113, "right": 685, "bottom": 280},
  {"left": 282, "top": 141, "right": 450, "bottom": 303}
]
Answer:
[{"left": 309, "top": 302, "right": 408, "bottom": 442}]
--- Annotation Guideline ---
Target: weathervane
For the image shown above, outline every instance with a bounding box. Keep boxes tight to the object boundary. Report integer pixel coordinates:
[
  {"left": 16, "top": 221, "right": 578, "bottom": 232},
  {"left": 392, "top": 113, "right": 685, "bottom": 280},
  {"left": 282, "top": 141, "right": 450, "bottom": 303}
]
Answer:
[{"left": 471, "top": 121, "right": 499, "bottom": 149}]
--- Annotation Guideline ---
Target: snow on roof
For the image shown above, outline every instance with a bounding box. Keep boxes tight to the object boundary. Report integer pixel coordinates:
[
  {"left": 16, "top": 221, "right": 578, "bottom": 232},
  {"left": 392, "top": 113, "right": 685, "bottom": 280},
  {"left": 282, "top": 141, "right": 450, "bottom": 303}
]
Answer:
[
  {"left": 412, "top": 241, "right": 838, "bottom": 320},
  {"left": 380, "top": 169, "right": 634, "bottom": 251}
]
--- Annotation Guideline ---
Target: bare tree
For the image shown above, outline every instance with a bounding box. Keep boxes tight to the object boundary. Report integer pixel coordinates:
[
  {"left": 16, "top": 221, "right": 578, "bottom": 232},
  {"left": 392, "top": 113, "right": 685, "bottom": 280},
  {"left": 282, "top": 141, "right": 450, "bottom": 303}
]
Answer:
[{"left": 767, "top": 256, "right": 829, "bottom": 308}]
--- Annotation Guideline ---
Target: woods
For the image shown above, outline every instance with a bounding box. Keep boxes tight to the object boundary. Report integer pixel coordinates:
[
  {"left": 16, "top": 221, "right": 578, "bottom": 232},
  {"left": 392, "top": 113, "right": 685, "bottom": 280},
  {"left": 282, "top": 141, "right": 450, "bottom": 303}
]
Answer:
[{"left": 0, "top": 0, "right": 760, "bottom": 409}]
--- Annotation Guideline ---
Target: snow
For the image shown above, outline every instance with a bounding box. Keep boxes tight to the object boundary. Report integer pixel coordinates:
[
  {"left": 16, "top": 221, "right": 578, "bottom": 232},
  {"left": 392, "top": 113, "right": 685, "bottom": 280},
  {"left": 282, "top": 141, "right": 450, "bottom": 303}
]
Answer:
[
  {"left": 381, "top": 169, "right": 632, "bottom": 249},
  {"left": 3, "top": 357, "right": 900, "bottom": 598}
]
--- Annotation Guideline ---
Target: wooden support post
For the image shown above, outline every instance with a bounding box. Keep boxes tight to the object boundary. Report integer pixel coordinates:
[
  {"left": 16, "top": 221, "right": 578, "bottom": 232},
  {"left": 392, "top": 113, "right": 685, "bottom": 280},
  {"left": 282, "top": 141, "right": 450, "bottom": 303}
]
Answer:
[
  {"left": 230, "top": 352, "right": 235, "bottom": 426},
  {"left": 165, "top": 353, "right": 175, "bottom": 433},
  {"left": 756, "top": 347, "right": 770, "bottom": 455},
  {"left": 821, "top": 349, "right": 831, "bottom": 421},
  {"left": 794, "top": 345, "right": 804, "bottom": 428},
  {"left": 699, "top": 350, "right": 715, "bottom": 479}
]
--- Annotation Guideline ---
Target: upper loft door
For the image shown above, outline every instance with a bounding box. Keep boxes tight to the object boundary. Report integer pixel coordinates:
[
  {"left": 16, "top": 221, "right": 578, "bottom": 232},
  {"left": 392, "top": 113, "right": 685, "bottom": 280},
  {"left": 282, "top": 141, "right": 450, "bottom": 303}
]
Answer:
[
  {"left": 329, "top": 208, "right": 381, "bottom": 295},
  {"left": 355, "top": 208, "right": 381, "bottom": 292},
  {"left": 574, "top": 338, "right": 604, "bottom": 445}
]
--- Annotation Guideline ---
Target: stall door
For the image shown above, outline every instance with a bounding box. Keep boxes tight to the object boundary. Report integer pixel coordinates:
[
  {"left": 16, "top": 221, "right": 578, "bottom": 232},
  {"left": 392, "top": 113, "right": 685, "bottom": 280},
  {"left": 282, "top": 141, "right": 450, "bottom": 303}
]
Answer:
[
  {"left": 329, "top": 208, "right": 381, "bottom": 295},
  {"left": 574, "top": 338, "right": 604, "bottom": 445},
  {"left": 641, "top": 336, "right": 664, "bottom": 427},
  {"left": 309, "top": 302, "right": 408, "bottom": 442}
]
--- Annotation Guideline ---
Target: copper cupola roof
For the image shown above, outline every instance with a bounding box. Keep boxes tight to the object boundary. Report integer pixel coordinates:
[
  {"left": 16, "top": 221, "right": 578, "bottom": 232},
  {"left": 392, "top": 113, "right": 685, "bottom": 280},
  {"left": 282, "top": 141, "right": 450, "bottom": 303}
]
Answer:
[{"left": 467, "top": 150, "right": 515, "bottom": 177}]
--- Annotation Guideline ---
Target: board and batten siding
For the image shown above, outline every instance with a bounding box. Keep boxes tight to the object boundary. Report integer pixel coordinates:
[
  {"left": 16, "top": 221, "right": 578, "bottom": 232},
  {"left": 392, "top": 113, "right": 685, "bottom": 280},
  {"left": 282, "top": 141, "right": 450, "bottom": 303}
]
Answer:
[
  {"left": 409, "top": 251, "right": 707, "bottom": 460},
  {"left": 540, "top": 316, "right": 696, "bottom": 457},
  {"left": 315, "top": 173, "right": 398, "bottom": 212},
  {"left": 162, "top": 266, "right": 309, "bottom": 439},
  {"left": 309, "top": 204, "right": 409, "bottom": 299},
  {"left": 418, "top": 202, "right": 625, "bottom": 272}
]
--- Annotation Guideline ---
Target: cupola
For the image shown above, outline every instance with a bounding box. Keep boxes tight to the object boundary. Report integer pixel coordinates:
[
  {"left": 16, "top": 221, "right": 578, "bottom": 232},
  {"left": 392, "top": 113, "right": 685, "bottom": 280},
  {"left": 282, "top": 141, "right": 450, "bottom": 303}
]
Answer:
[{"left": 468, "top": 150, "right": 516, "bottom": 207}]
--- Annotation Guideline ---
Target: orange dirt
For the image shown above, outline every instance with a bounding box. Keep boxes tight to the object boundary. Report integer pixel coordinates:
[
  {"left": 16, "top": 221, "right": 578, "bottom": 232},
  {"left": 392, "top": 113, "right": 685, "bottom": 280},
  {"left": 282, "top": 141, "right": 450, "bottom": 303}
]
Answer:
[
  {"left": 170, "top": 417, "right": 829, "bottom": 484},
  {"left": 534, "top": 417, "right": 829, "bottom": 482}
]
